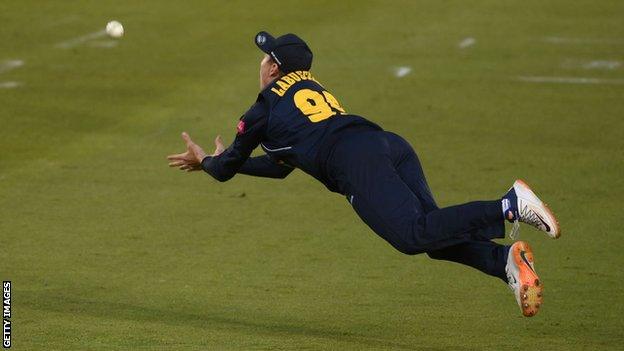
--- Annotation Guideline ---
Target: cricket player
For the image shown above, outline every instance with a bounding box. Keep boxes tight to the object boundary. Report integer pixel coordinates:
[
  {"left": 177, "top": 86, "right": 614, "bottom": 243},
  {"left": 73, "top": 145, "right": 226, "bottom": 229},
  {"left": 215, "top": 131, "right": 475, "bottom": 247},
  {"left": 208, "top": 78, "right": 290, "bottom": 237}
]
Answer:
[{"left": 167, "top": 31, "right": 561, "bottom": 317}]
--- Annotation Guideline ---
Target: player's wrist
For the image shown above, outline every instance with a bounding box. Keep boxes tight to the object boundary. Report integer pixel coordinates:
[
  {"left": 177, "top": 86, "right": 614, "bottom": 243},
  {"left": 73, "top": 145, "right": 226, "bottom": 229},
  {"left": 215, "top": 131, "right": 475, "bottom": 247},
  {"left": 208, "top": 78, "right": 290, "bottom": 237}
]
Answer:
[{"left": 196, "top": 152, "right": 207, "bottom": 162}]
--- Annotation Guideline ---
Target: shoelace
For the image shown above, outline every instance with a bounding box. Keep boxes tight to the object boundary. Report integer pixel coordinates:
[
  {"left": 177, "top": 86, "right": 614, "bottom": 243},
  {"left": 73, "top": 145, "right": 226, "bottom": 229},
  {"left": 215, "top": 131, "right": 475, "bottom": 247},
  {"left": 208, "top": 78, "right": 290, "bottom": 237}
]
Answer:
[
  {"left": 520, "top": 203, "right": 544, "bottom": 228},
  {"left": 510, "top": 202, "right": 544, "bottom": 240},
  {"left": 510, "top": 220, "right": 520, "bottom": 240}
]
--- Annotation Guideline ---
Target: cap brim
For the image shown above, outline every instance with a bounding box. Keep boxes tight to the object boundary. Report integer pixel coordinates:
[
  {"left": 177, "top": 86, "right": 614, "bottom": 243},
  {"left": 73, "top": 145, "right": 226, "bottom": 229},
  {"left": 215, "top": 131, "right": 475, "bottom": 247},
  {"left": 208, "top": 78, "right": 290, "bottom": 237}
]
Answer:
[{"left": 254, "top": 31, "right": 276, "bottom": 54}]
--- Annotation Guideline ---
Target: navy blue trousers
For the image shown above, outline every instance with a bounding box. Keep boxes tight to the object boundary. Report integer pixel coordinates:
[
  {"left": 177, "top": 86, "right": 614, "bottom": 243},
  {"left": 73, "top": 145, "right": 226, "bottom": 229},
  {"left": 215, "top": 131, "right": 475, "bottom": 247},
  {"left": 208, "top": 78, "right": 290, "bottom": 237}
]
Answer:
[{"left": 327, "top": 130, "right": 508, "bottom": 281}]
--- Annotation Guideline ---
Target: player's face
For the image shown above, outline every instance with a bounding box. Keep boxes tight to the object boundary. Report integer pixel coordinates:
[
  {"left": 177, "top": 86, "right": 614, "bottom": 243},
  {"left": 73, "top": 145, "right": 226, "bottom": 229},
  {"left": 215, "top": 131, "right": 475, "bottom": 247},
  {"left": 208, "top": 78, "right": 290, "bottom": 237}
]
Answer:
[{"left": 259, "top": 54, "right": 279, "bottom": 89}]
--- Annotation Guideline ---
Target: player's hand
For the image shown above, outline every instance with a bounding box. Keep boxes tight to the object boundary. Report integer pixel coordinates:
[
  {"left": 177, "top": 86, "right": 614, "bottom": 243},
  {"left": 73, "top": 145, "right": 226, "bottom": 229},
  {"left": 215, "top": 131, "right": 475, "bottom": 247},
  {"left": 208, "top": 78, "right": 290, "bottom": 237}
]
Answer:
[{"left": 167, "top": 132, "right": 208, "bottom": 172}]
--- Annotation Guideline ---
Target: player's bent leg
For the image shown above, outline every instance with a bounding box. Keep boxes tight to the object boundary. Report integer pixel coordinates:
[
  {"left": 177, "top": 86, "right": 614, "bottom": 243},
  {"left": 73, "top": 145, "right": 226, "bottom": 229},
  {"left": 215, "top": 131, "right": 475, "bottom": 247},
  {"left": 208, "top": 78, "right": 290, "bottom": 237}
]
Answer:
[
  {"left": 339, "top": 162, "right": 466, "bottom": 254},
  {"left": 347, "top": 189, "right": 504, "bottom": 255},
  {"left": 505, "top": 241, "right": 543, "bottom": 317},
  {"left": 426, "top": 240, "right": 508, "bottom": 281},
  {"left": 383, "top": 132, "right": 508, "bottom": 245},
  {"left": 348, "top": 191, "right": 477, "bottom": 255},
  {"left": 330, "top": 130, "right": 507, "bottom": 254}
]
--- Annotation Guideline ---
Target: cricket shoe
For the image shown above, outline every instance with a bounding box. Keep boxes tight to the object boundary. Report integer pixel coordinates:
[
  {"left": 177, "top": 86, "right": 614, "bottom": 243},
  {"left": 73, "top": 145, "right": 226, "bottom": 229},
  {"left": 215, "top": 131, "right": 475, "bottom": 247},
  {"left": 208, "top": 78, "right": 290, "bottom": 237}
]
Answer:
[
  {"left": 505, "top": 241, "right": 543, "bottom": 317},
  {"left": 502, "top": 179, "right": 561, "bottom": 239}
]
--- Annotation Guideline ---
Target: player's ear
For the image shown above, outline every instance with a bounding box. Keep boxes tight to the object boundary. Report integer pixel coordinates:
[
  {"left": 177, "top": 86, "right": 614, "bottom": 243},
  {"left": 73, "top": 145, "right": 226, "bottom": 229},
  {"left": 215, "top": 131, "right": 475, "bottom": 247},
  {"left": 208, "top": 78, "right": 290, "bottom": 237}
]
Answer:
[{"left": 269, "top": 62, "right": 281, "bottom": 78}]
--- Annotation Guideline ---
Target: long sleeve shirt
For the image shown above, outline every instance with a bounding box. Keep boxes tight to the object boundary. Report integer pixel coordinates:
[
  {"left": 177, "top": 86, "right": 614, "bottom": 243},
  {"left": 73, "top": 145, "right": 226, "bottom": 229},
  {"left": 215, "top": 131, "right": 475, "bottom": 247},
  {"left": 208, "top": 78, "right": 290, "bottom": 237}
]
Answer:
[{"left": 201, "top": 71, "right": 381, "bottom": 193}]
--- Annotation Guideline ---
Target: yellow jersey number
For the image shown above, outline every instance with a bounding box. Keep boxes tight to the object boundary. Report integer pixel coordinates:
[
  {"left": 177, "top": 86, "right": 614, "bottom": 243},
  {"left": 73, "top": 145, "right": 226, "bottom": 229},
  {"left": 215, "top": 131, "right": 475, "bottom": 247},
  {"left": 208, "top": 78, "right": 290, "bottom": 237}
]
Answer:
[{"left": 293, "top": 89, "right": 346, "bottom": 123}]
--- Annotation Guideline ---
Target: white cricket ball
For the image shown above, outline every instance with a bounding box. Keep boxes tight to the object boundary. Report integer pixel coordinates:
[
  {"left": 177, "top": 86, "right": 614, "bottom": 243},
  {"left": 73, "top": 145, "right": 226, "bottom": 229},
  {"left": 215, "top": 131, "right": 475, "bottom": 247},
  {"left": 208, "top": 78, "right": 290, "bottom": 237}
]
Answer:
[{"left": 106, "top": 20, "right": 124, "bottom": 38}]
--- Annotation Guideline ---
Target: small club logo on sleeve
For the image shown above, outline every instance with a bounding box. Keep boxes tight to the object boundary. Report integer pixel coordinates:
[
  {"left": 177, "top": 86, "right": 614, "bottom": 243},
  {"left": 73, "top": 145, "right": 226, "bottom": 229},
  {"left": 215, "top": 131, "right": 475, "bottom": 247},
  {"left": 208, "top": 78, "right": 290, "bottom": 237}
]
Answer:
[{"left": 237, "top": 120, "right": 246, "bottom": 135}]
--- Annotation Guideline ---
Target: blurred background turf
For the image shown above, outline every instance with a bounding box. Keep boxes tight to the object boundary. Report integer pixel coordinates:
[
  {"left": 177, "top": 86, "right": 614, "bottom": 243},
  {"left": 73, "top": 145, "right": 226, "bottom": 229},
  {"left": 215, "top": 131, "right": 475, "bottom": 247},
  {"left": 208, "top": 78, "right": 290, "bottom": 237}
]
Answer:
[{"left": 1, "top": 1, "right": 623, "bottom": 349}]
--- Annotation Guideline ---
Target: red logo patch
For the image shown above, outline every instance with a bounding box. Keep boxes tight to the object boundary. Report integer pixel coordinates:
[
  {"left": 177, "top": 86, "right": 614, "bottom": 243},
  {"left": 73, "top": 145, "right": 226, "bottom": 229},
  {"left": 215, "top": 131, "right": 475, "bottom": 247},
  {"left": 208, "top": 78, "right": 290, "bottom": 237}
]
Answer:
[{"left": 237, "top": 120, "right": 246, "bottom": 135}]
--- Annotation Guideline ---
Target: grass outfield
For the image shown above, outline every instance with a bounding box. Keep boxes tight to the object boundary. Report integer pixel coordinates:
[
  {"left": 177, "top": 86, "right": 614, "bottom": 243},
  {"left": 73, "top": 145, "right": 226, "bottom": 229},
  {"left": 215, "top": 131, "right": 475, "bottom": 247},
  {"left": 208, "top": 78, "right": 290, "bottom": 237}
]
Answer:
[{"left": 1, "top": 0, "right": 623, "bottom": 349}]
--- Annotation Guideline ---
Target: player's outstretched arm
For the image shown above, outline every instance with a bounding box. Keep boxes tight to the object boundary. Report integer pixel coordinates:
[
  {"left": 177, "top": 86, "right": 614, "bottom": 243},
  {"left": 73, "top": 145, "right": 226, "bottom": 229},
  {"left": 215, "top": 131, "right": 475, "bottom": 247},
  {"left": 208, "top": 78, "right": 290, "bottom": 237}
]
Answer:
[
  {"left": 168, "top": 99, "right": 267, "bottom": 181},
  {"left": 167, "top": 132, "right": 223, "bottom": 172}
]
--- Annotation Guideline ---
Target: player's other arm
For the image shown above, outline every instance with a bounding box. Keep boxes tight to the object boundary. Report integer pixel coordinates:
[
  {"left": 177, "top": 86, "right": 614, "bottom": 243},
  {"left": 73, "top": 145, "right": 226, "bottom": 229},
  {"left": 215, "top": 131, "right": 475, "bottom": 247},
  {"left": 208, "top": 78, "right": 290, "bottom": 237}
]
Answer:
[{"left": 238, "top": 155, "right": 294, "bottom": 179}]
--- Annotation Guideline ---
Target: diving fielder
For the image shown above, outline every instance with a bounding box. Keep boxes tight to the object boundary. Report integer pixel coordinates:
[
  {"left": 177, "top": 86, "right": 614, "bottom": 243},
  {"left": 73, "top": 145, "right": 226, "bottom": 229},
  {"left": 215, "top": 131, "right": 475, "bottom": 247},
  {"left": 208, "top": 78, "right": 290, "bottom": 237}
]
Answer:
[{"left": 167, "top": 31, "right": 561, "bottom": 317}]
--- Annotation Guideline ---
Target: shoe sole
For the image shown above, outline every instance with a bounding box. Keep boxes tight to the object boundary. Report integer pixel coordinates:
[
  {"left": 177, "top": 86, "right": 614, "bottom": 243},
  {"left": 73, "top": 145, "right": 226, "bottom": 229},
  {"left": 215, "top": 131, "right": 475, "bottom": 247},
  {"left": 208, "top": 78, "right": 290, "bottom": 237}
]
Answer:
[
  {"left": 516, "top": 179, "right": 561, "bottom": 238},
  {"left": 513, "top": 241, "right": 543, "bottom": 317}
]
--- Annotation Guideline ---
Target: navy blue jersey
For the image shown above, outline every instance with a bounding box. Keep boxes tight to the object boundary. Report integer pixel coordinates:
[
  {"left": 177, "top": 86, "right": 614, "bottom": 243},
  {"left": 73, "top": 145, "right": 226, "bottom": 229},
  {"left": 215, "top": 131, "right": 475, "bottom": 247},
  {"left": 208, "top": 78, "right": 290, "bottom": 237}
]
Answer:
[
  {"left": 258, "top": 71, "right": 381, "bottom": 185},
  {"left": 202, "top": 71, "right": 381, "bottom": 192}
]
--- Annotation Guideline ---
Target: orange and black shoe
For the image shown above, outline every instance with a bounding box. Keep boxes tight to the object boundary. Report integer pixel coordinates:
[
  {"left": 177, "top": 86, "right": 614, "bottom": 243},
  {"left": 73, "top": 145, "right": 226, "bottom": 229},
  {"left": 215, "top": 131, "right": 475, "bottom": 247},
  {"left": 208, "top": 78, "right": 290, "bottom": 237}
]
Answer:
[{"left": 505, "top": 241, "right": 543, "bottom": 317}]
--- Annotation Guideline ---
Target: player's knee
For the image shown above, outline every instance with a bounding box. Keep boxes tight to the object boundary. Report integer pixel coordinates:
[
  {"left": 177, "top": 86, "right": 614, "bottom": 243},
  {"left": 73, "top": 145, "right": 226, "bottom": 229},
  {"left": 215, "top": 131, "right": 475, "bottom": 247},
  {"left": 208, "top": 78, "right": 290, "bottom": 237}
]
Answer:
[
  {"left": 388, "top": 228, "right": 428, "bottom": 255},
  {"left": 376, "top": 220, "right": 428, "bottom": 255},
  {"left": 400, "top": 247, "right": 420, "bottom": 255},
  {"left": 402, "top": 229, "right": 433, "bottom": 255},
  {"left": 426, "top": 250, "right": 444, "bottom": 260},
  {"left": 394, "top": 242, "right": 423, "bottom": 255}
]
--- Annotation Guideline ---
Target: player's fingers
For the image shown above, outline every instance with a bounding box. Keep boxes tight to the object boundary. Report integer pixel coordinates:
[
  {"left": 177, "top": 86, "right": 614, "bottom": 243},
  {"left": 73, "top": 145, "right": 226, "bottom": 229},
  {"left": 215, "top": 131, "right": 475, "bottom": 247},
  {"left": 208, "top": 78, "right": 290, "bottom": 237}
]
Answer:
[
  {"left": 182, "top": 132, "right": 193, "bottom": 146},
  {"left": 167, "top": 153, "right": 186, "bottom": 160},
  {"left": 215, "top": 135, "right": 225, "bottom": 154},
  {"left": 168, "top": 160, "right": 187, "bottom": 167}
]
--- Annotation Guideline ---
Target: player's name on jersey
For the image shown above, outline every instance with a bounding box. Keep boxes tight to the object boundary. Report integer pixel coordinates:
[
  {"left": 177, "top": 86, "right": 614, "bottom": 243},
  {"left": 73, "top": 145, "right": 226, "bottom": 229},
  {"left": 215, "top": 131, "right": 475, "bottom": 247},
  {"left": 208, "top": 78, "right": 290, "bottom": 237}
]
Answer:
[{"left": 271, "top": 71, "right": 318, "bottom": 97}]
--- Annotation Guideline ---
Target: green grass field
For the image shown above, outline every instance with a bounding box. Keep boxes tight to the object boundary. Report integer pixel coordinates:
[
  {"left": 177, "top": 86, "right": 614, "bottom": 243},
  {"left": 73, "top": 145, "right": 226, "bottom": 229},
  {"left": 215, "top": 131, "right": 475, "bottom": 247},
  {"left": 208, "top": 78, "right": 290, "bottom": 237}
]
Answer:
[{"left": 1, "top": 1, "right": 623, "bottom": 349}]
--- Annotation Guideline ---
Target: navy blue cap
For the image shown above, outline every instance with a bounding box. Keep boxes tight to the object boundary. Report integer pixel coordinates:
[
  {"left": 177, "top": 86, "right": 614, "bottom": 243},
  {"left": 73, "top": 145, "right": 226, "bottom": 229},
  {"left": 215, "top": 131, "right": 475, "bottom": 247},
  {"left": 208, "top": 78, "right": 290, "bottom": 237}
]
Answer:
[{"left": 254, "top": 31, "right": 313, "bottom": 73}]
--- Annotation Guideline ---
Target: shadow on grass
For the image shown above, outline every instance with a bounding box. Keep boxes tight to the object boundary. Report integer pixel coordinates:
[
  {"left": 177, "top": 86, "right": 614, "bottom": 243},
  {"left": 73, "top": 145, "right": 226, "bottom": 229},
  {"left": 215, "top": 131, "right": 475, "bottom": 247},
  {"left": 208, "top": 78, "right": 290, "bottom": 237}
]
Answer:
[{"left": 21, "top": 289, "right": 472, "bottom": 350}]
